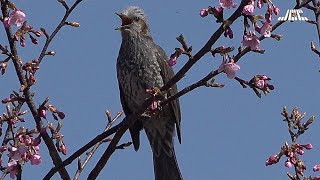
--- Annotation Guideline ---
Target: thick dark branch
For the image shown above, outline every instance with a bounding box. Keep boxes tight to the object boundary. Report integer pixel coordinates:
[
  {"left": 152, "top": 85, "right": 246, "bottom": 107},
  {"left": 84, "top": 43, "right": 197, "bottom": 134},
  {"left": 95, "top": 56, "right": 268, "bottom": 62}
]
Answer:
[
  {"left": 43, "top": 122, "right": 122, "bottom": 180},
  {"left": 160, "top": 0, "right": 251, "bottom": 92},
  {"left": 162, "top": 70, "right": 220, "bottom": 105}
]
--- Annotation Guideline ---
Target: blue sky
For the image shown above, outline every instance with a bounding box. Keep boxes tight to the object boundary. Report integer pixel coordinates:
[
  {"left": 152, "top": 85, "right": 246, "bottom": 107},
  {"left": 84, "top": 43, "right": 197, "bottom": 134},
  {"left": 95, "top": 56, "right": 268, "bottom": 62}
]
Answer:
[{"left": 1, "top": 0, "right": 320, "bottom": 179}]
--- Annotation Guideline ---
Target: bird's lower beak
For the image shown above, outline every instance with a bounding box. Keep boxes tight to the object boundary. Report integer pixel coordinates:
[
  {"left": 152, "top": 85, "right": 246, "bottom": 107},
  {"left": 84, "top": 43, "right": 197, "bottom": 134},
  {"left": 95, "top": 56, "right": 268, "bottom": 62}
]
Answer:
[{"left": 115, "top": 12, "right": 132, "bottom": 30}]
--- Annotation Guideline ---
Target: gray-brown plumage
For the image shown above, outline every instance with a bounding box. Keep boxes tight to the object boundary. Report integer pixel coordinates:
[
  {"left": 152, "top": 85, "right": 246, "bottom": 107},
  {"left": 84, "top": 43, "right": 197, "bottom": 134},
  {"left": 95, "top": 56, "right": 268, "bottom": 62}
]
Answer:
[{"left": 116, "top": 6, "right": 182, "bottom": 180}]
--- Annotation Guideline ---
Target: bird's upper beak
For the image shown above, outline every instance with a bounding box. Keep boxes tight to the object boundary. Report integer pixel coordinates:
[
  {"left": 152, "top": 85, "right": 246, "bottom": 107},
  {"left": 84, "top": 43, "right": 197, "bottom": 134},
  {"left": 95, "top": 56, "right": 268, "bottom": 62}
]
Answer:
[{"left": 115, "top": 12, "right": 132, "bottom": 30}]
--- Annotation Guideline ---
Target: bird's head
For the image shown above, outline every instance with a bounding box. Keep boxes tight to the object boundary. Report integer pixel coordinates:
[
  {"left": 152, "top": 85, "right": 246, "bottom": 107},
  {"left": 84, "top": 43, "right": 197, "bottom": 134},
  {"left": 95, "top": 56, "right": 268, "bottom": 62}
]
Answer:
[{"left": 116, "top": 6, "right": 150, "bottom": 36}]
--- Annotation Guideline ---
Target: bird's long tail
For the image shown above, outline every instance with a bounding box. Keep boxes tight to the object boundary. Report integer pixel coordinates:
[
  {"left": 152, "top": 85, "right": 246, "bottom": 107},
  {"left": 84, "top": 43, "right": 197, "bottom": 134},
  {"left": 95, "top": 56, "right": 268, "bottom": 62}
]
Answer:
[
  {"left": 144, "top": 117, "right": 183, "bottom": 180},
  {"left": 153, "top": 146, "right": 183, "bottom": 180}
]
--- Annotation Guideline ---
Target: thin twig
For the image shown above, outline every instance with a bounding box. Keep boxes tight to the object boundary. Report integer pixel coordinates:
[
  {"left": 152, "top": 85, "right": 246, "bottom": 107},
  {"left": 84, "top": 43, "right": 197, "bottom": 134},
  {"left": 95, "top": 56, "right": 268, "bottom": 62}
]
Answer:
[
  {"left": 73, "top": 111, "right": 123, "bottom": 180},
  {"left": 38, "top": 0, "right": 83, "bottom": 63}
]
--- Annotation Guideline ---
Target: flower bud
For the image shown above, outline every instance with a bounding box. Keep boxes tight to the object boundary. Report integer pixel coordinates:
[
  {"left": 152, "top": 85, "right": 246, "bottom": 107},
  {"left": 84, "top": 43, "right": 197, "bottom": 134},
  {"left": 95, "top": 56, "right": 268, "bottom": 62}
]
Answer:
[
  {"left": 66, "top": 22, "right": 80, "bottom": 27},
  {"left": 302, "top": 143, "right": 313, "bottom": 150},
  {"left": 200, "top": 8, "right": 209, "bottom": 17},
  {"left": 285, "top": 160, "right": 293, "bottom": 168},
  {"left": 313, "top": 164, "right": 320, "bottom": 172}
]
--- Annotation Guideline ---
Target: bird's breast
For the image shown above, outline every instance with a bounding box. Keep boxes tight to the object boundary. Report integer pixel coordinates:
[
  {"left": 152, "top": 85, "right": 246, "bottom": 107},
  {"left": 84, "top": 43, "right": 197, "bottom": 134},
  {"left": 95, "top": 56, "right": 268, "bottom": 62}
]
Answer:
[{"left": 117, "top": 38, "right": 164, "bottom": 112}]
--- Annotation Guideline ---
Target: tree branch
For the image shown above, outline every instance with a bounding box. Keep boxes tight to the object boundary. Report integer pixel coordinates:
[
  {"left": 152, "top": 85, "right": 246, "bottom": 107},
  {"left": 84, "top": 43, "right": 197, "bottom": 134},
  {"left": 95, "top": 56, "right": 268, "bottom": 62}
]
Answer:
[{"left": 160, "top": 0, "right": 251, "bottom": 92}]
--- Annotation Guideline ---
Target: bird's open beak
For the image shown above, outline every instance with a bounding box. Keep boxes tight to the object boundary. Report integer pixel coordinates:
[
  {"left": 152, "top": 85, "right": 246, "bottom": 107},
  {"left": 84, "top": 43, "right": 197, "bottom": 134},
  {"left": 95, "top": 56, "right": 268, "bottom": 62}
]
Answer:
[{"left": 115, "top": 12, "right": 132, "bottom": 30}]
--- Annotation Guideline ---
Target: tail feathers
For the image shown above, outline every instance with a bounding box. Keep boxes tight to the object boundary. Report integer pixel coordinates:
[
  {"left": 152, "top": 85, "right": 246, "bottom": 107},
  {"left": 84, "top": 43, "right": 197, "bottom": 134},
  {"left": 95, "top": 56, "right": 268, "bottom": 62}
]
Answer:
[
  {"left": 153, "top": 148, "right": 183, "bottom": 180},
  {"left": 129, "top": 120, "right": 143, "bottom": 151},
  {"left": 129, "top": 128, "right": 140, "bottom": 151}
]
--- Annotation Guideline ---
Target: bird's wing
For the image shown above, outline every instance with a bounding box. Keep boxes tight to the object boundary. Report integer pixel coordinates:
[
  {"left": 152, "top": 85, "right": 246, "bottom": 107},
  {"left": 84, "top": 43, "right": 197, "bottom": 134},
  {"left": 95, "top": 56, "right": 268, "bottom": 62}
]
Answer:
[
  {"left": 118, "top": 84, "right": 142, "bottom": 150},
  {"left": 154, "top": 44, "right": 182, "bottom": 143}
]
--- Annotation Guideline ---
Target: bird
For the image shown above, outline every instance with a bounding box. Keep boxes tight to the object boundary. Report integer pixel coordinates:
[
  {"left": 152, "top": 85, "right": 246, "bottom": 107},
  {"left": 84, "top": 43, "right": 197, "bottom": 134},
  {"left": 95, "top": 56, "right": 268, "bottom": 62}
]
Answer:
[{"left": 115, "top": 6, "right": 183, "bottom": 180}]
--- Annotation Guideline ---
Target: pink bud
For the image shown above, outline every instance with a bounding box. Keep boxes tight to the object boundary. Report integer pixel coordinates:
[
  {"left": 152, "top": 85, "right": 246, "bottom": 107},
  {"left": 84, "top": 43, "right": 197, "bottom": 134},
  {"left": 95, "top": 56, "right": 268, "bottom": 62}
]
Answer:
[
  {"left": 200, "top": 8, "right": 209, "bottom": 17},
  {"left": 256, "top": 0, "right": 263, "bottom": 9},
  {"left": 224, "top": 27, "right": 233, "bottom": 39},
  {"left": 20, "top": 38, "right": 26, "bottom": 47},
  {"left": 29, "top": 34, "right": 38, "bottom": 45},
  {"left": 1, "top": 98, "right": 11, "bottom": 104},
  {"left": 3, "top": 17, "right": 9, "bottom": 28},
  {"left": 273, "top": 6, "right": 280, "bottom": 16},
  {"left": 285, "top": 160, "right": 293, "bottom": 168},
  {"left": 265, "top": 12, "right": 272, "bottom": 23},
  {"left": 314, "top": 165, "right": 320, "bottom": 172},
  {"left": 167, "top": 55, "right": 178, "bottom": 66},
  {"left": 39, "top": 109, "right": 46, "bottom": 119},
  {"left": 266, "top": 154, "right": 278, "bottom": 166},
  {"left": 35, "top": 31, "right": 42, "bottom": 37},
  {"left": 59, "top": 144, "right": 67, "bottom": 155},
  {"left": 303, "top": 143, "right": 313, "bottom": 150},
  {"left": 297, "top": 149, "right": 304, "bottom": 155},
  {"left": 287, "top": 151, "right": 294, "bottom": 158}
]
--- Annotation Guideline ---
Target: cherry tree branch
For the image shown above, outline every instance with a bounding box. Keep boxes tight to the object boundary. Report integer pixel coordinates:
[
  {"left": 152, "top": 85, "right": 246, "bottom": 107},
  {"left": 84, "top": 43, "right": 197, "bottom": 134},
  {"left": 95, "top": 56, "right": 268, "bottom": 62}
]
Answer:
[
  {"left": 0, "top": 0, "right": 84, "bottom": 179},
  {"left": 38, "top": 0, "right": 83, "bottom": 63},
  {"left": 160, "top": 0, "right": 251, "bottom": 92}
]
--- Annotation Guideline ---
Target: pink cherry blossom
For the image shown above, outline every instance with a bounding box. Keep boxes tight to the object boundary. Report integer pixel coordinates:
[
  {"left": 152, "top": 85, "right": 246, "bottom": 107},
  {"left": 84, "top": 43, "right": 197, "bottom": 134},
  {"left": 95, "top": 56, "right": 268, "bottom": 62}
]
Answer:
[
  {"left": 200, "top": 8, "right": 209, "bottom": 17},
  {"left": 260, "top": 22, "right": 272, "bottom": 37},
  {"left": 314, "top": 164, "right": 320, "bottom": 172},
  {"left": 253, "top": 75, "right": 274, "bottom": 90},
  {"left": 219, "top": 0, "right": 237, "bottom": 9},
  {"left": 243, "top": 4, "right": 255, "bottom": 15},
  {"left": 3, "top": 10, "right": 26, "bottom": 28},
  {"left": 242, "top": 31, "right": 260, "bottom": 50},
  {"left": 219, "top": 57, "right": 240, "bottom": 79},
  {"left": 30, "top": 154, "right": 42, "bottom": 165}
]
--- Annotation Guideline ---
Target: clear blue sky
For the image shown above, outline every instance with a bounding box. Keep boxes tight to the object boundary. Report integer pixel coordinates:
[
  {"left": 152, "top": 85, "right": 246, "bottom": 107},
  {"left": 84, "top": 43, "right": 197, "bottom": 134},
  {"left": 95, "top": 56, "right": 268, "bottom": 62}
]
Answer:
[{"left": 0, "top": 0, "right": 319, "bottom": 179}]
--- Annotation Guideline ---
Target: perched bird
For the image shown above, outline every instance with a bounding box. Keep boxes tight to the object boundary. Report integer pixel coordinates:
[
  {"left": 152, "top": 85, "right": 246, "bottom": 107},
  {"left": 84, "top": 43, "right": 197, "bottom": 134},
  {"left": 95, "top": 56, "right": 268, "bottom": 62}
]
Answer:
[{"left": 116, "top": 6, "right": 183, "bottom": 180}]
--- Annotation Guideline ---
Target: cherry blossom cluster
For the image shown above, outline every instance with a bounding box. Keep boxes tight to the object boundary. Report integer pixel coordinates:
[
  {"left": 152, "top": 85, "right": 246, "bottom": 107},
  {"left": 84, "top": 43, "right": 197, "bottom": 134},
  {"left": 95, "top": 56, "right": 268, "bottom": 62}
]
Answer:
[
  {"left": 265, "top": 107, "right": 319, "bottom": 179},
  {"left": 0, "top": 91, "right": 66, "bottom": 178},
  {"left": 38, "top": 101, "right": 67, "bottom": 155},
  {"left": 3, "top": 6, "right": 42, "bottom": 47},
  {"left": 199, "top": 0, "right": 281, "bottom": 51},
  {"left": 4, "top": 129, "right": 42, "bottom": 179}
]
